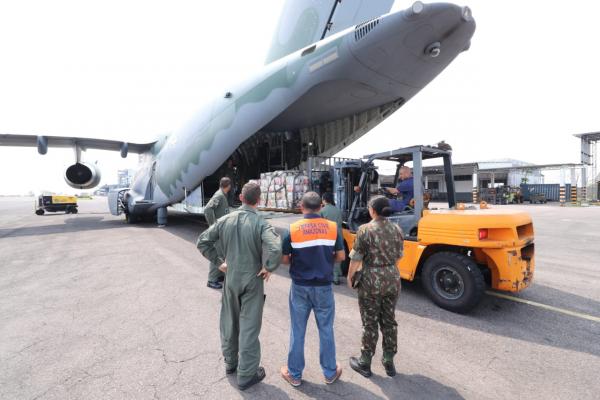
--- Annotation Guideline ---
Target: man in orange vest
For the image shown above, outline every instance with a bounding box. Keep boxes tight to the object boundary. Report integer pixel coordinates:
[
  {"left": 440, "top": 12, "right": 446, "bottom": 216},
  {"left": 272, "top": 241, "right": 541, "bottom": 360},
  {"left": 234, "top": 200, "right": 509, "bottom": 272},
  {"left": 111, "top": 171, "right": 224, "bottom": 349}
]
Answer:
[{"left": 280, "top": 192, "right": 345, "bottom": 387}]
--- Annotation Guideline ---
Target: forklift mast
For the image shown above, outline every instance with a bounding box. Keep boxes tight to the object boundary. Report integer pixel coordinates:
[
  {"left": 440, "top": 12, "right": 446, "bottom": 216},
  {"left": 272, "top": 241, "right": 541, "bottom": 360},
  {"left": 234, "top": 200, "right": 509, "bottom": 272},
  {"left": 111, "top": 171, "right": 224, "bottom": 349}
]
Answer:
[{"left": 333, "top": 160, "right": 365, "bottom": 224}]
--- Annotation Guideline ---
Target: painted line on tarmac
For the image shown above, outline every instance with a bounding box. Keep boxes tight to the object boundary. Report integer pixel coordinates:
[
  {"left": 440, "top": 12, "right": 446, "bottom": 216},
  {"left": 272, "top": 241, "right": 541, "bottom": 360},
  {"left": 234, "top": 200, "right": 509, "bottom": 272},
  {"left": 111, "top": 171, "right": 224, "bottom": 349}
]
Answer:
[{"left": 486, "top": 291, "right": 600, "bottom": 323}]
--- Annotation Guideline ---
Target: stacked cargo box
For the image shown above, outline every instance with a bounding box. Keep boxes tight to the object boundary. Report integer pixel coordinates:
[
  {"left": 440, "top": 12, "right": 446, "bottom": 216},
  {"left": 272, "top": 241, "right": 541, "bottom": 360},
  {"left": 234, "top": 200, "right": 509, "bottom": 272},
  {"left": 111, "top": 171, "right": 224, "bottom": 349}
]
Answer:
[{"left": 256, "top": 171, "right": 310, "bottom": 210}]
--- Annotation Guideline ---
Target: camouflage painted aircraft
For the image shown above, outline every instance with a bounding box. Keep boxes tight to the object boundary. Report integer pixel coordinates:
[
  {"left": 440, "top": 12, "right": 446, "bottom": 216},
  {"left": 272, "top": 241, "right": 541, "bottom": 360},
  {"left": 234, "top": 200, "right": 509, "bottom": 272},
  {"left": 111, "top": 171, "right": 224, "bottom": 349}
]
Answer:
[{"left": 0, "top": 0, "right": 475, "bottom": 224}]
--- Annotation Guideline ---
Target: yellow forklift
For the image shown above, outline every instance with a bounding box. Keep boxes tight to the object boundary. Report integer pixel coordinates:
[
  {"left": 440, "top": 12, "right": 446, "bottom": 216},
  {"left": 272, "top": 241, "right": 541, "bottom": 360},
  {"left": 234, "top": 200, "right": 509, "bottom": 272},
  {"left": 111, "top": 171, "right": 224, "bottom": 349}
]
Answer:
[
  {"left": 334, "top": 145, "right": 535, "bottom": 313},
  {"left": 35, "top": 195, "right": 78, "bottom": 215}
]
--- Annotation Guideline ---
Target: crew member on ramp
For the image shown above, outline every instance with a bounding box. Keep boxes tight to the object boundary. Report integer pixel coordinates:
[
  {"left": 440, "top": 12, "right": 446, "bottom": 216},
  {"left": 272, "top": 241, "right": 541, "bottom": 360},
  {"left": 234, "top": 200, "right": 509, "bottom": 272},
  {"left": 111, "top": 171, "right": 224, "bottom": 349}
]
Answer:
[{"left": 204, "top": 177, "right": 232, "bottom": 290}]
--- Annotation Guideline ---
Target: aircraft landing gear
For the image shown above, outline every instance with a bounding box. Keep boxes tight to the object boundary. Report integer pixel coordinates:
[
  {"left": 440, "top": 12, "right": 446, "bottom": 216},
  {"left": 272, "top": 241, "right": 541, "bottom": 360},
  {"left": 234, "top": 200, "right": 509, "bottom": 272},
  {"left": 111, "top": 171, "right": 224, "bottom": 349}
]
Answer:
[
  {"left": 157, "top": 207, "right": 167, "bottom": 227},
  {"left": 125, "top": 213, "right": 138, "bottom": 224}
]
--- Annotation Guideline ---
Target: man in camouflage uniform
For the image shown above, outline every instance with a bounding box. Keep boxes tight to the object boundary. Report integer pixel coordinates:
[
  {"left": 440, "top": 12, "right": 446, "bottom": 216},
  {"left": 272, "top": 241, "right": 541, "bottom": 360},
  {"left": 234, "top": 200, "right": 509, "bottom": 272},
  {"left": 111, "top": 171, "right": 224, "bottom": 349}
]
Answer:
[
  {"left": 346, "top": 197, "right": 404, "bottom": 377},
  {"left": 196, "top": 182, "right": 282, "bottom": 390},
  {"left": 204, "top": 177, "right": 232, "bottom": 289}
]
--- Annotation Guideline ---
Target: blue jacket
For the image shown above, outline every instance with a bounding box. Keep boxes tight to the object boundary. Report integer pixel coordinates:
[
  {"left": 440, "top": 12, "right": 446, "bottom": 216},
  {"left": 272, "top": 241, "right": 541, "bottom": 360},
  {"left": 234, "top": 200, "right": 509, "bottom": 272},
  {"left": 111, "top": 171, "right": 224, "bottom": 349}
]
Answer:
[
  {"left": 282, "top": 214, "right": 343, "bottom": 286},
  {"left": 391, "top": 177, "right": 414, "bottom": 212}
]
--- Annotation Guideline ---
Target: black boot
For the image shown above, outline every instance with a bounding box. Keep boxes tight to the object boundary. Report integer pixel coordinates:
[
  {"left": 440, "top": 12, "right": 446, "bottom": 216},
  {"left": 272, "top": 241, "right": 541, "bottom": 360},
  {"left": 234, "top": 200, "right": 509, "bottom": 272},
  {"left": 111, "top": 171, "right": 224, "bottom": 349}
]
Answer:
[
  {"left": 382, "top": 357, "right": 396, "bottom": 377},
  {"left": 225, "top": 357, "right": 237, "bottom": 375},
  {"left": 225, "top": 365, "right": 237, "bottom": 375},
  {"left": 238, "top": 367, "right": 266, "bottom": 391},
  {"left": 207, "top": 281, "right": 223, "bottom": 289},
  {"left": 349, "top": 356, "right": 372, "bottom": 378}
]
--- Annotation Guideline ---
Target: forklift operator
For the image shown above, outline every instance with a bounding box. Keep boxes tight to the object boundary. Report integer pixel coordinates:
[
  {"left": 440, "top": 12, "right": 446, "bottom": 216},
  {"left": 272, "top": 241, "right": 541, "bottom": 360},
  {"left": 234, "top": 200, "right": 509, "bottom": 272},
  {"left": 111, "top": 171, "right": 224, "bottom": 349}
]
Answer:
[{"left": 386, "top": 166, "right": 414, "bottom": 212}]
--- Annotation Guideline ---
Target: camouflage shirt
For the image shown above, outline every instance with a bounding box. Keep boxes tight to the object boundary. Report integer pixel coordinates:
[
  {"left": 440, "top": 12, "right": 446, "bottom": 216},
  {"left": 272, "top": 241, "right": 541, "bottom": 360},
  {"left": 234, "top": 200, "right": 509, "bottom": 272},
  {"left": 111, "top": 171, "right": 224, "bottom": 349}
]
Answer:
[{"left": 349, "top": 218, "right": 404, "bottom": 267}]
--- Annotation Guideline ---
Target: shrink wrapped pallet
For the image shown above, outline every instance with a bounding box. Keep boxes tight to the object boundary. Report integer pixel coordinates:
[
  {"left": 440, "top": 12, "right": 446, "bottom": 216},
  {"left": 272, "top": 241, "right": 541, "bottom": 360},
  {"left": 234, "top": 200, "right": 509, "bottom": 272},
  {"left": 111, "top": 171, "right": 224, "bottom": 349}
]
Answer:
[{"left": 256, "top": 170, "right": 309, "bottom": 210}]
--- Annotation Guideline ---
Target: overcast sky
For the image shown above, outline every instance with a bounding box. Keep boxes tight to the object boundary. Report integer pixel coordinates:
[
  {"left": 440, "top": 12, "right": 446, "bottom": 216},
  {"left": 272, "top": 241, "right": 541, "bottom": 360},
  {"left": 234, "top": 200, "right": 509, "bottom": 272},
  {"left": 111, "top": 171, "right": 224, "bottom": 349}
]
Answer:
[{"left": 1, "top": 0, "right": 598, "bottom": 194}]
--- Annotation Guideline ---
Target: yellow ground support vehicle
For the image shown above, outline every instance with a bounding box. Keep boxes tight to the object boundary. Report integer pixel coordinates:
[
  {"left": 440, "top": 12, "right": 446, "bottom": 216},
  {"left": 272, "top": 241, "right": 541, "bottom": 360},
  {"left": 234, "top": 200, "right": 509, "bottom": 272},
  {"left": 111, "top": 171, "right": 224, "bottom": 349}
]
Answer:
[
  {"left": 336, "top": 146, "right": 534, "bottom": 313},
  {"left": 35, "top": 195, "right": 78, "bottom": 215}
]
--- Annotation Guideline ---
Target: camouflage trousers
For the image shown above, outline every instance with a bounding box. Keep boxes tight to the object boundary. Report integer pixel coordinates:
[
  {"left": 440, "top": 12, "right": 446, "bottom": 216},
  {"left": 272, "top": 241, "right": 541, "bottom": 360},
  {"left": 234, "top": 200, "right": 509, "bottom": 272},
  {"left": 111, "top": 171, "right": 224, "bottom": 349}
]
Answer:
[{"left": 357, "top": 265, "right": 401, "bottom": 363}]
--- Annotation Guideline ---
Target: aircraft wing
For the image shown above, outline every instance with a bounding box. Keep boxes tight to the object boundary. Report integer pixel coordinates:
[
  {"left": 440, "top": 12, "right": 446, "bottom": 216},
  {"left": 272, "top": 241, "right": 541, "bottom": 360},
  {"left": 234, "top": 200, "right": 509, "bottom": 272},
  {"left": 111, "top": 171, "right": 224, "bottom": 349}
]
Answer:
[
  {"left": 265, "top": 0, "right": 395, "bottom": 64},
  {"left": 0, "top": 133, "right": 155, "bottom": 156}
]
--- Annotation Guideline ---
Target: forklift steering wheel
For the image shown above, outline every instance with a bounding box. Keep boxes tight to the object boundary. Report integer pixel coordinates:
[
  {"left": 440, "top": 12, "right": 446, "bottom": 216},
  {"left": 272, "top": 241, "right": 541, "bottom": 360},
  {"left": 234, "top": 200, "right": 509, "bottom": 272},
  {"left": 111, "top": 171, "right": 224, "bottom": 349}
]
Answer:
[{"left": 378, "top": 187, "right": 396, "bottom": 199}]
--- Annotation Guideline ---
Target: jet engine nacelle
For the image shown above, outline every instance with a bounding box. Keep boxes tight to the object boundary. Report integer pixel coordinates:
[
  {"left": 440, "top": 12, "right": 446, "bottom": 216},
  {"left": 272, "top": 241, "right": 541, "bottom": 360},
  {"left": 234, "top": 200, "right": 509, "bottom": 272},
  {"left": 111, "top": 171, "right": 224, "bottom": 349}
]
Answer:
[{"left": 64, "top": 162, "right": 102, "bottom": 189}]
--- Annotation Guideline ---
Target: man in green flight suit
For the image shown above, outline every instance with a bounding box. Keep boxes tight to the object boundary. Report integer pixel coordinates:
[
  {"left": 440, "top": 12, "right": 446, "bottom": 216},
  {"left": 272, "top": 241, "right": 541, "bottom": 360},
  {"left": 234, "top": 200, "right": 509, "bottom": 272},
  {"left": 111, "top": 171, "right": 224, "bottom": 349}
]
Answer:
[
  {"left": 204, "top": 177, "right": 232, "bottom": 290},
  {"left": 320, "top": 192, "right": 344, "bottom": 285},
  {"left": 196, "top": 182, "right": 282, "bottom": 390}
]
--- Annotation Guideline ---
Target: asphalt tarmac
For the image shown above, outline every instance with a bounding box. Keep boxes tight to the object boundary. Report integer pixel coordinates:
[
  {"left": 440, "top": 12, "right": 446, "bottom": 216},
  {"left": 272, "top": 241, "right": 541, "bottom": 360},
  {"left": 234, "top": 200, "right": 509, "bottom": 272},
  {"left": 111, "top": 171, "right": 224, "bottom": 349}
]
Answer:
[{"left": 0, "top": 197, "right": 599, "bottom": 399}]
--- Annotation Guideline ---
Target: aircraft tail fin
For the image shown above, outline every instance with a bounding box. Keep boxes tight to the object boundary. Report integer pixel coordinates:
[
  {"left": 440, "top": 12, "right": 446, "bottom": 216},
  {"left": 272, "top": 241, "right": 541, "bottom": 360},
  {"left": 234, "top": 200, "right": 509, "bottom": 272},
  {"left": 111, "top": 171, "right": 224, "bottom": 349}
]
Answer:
[{"left": 265, "top": 0, "right": 395, "bottom": 64}]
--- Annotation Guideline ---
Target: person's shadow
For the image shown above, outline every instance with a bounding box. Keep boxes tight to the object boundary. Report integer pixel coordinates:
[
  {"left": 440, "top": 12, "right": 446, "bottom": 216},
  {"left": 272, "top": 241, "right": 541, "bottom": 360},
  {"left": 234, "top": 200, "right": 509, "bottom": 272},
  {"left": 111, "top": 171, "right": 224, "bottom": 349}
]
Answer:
[
  {"left": 371, "top": 373, "right": 464, "bottom": 400},
  {"left": 295, "top": 380, "right": 385, "bottom": 399},
  {"left": 223, "top": 375, "right": 292, "bottom": 400},
  {"left": 292, "top": 375, "right": 462, "bottom": 399}
]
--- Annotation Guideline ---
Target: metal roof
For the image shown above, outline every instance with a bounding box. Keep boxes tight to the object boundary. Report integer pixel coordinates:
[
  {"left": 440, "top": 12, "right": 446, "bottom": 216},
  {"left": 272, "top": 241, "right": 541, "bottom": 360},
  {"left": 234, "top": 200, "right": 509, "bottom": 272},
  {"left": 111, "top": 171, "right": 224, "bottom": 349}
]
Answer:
[
  {"left": 573, "top": 132, "right": 600, "bottom": 141},
  {"left": 423, "top": 162, "right": 583, "bottom": 174},
  {"left": 363, "top": 145, "right": 451, "bottom": 163}
]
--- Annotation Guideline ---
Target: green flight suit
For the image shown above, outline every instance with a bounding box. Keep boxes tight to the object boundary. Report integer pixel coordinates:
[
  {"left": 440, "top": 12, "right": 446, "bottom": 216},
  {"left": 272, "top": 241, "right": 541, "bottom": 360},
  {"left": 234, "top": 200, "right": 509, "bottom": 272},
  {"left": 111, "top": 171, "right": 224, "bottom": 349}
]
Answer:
[
  {"left": 221, "top": 166, "right": 238, "bottom": 207},
  {"left": 196, "top": 205, "right": 282, "bottom": 384},
  {"left": 320, "top": 203, "right": 344, "bottom": 281},
  {"left": 204, "top": 189, "right": 230, "bottom": 282}
]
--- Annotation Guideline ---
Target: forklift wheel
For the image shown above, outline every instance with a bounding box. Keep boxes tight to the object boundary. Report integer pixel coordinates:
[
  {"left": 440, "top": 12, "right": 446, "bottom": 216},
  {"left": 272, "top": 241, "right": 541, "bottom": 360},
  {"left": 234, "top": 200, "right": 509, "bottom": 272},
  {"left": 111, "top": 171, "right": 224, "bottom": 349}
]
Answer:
[
  {"left": 35, "top": 209, "right": 45, "bottom": 216},
  {"left": 71, "top": 208, "right": 78, "bottom": 214},
  {"left": 125, "top": 213, "right": 138, "bottom": 224},
  {"left": 421, "top": 251, "right": 485, "bottom": 313}
]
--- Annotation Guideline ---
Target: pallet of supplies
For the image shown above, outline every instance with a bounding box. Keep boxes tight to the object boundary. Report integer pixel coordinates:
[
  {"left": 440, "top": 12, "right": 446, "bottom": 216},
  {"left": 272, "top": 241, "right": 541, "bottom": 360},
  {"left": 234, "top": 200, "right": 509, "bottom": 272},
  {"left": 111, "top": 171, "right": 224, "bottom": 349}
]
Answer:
[{"left": 257, "top": 171, "right": 309, "bottom": 210}]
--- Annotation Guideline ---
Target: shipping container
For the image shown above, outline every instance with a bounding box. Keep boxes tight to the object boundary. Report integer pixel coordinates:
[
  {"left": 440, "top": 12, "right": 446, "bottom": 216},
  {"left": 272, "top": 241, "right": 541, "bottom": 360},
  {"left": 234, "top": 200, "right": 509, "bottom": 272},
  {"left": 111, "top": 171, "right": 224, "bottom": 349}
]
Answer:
[{"left": 520, "top": 184, "right": 571, "bottom": 202}]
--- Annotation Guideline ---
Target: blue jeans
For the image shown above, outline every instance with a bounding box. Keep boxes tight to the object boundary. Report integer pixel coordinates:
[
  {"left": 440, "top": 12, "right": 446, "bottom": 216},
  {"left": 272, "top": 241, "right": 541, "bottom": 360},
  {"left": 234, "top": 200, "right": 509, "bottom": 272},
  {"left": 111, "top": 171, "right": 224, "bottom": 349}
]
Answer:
[{"left": 287, "top": 283, "right": 337, "bottom": 380}]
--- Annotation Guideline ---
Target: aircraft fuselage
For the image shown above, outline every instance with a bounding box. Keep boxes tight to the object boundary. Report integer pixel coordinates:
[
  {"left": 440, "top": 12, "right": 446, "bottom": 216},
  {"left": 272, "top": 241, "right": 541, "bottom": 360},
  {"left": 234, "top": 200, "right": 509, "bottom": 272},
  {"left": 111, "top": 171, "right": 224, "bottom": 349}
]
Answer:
[{"left": 126, "top": 3, "right": 475, "bottom": 215}]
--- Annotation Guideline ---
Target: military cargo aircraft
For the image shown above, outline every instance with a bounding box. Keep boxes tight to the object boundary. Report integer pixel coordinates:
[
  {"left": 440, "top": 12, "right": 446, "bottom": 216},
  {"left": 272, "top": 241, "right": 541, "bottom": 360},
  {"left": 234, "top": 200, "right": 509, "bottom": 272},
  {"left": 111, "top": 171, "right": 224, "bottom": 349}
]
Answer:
[{"left": 0, "top": 1, "right": 475, "bottom": 224}]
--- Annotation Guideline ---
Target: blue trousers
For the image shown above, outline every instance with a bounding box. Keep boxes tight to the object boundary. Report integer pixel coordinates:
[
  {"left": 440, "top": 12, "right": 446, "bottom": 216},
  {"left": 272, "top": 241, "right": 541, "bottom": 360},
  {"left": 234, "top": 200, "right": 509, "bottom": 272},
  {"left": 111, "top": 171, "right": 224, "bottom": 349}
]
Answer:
[{"left": 287, "top": 283, "right": 337, "bottom": 380}]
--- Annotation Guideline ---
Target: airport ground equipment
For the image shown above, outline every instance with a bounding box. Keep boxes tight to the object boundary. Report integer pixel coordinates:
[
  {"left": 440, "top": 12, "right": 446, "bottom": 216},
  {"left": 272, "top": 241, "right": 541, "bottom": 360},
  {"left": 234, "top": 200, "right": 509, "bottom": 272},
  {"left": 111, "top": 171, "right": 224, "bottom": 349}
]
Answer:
[
  {"left": 34, "top": 195, "right": 78, "bottom": 215},
  {"left": 334, "top": 145, "right": 535, "bottom": 313},
  {"left": 528, "top": 192, "right": 547, "bottom": 204}
]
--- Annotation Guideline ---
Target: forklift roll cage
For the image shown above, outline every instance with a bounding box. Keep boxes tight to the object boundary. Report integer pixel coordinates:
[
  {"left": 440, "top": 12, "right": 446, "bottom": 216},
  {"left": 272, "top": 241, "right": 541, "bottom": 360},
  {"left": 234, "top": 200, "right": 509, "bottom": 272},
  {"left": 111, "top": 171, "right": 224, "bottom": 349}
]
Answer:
[{"left": 344, "top": 145, "right": 456, "bottom": 235}]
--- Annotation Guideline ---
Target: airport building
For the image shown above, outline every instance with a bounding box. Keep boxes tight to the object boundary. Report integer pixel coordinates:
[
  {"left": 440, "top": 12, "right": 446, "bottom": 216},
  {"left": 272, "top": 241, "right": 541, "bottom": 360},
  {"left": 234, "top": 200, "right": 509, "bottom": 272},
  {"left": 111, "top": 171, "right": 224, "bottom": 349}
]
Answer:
[
  {"left": 420, "top": 160, "right": 596, "bottom": 204},
  {"left": 574, "top": 131, "right": 600, "bottom": 201},
  {"left": 421, "top": 160, "right": 544, "bottom": 203},
  {"left": 415, "top": 134, "right": 600, "bottom": 204}
]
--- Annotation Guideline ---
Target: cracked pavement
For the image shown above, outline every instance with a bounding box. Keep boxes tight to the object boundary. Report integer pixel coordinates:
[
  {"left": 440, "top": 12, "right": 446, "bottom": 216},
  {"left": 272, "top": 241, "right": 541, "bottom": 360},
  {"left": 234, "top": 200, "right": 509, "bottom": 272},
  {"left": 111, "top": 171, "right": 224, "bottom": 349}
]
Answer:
[{"left": 0, "top": 197, "right": 599, "bottom": 399}]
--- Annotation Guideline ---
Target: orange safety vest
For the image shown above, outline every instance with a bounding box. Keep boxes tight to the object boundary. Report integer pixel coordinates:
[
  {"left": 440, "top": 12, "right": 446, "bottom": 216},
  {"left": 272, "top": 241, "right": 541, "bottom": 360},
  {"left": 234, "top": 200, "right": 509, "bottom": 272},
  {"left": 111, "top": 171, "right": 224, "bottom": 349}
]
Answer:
[{"left": 288, "top": 215, "right": 338, "bottom": 285}]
